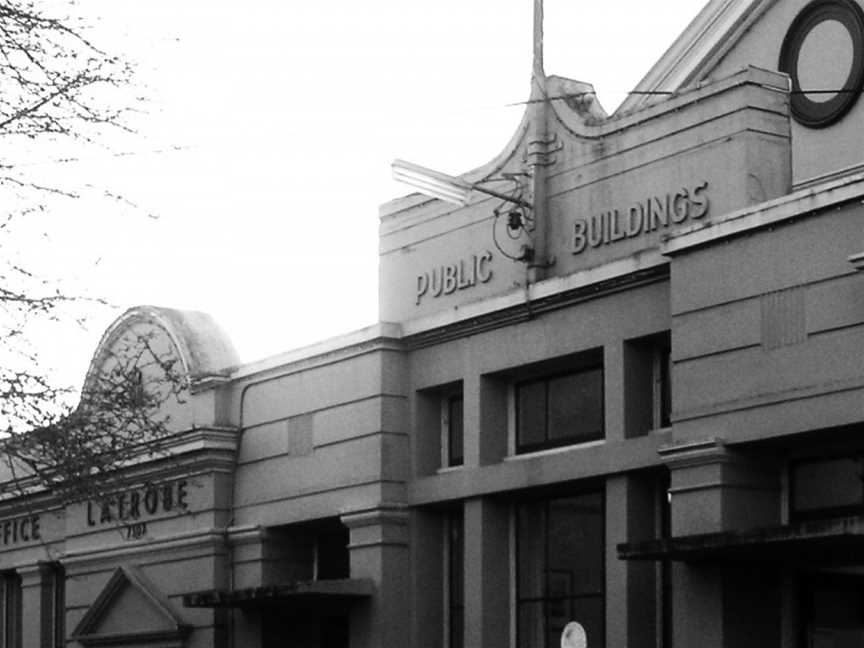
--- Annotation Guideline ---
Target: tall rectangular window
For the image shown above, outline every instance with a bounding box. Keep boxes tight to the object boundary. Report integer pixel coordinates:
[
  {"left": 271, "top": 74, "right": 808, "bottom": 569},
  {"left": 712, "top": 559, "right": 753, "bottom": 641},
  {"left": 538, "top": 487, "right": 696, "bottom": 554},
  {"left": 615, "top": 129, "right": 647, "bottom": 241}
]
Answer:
[
  {"left": 445, "top": 394, "right": 464, "bottom": 468},
  {"left": 625, "top": 333, "right": 671, "bottom": 438},
  {"left": 516, "top": 363, "right": 604, "bottom": 453},
  {"left": 517, "top": 491, "right": 604, "bottom": 648},
  {"left": 0, "top": 571, "right": 21, "bottom": 648},
  {"left": 46, "top": 563, "right": 65, "bottom": 648},
  {"left": 446, "top": 508, "right": 464, "bottom": 648}
]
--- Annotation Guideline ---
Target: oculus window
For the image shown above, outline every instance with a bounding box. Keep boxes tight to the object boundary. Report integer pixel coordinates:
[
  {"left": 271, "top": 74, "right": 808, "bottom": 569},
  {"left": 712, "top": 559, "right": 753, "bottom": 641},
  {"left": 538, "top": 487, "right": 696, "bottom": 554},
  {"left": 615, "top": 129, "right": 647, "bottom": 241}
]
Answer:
[{"left": 779, "top": 0, "right": 864, "bottom": 127}]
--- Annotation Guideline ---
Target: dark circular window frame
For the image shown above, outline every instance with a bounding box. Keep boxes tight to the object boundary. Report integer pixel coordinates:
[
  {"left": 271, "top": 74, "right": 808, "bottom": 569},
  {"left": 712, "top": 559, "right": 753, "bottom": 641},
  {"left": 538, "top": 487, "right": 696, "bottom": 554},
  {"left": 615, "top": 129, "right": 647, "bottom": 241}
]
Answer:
[{"left": 779, "top": 0, "right": 864, "bottom": 128}]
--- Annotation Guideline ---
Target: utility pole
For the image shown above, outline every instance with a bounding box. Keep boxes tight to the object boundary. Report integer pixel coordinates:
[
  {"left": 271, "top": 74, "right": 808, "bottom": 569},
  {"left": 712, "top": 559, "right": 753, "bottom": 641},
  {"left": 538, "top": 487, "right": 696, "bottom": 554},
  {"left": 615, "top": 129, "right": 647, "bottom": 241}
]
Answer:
[{"left": 527, "top": 0, "right": 554, "bottom": 281}]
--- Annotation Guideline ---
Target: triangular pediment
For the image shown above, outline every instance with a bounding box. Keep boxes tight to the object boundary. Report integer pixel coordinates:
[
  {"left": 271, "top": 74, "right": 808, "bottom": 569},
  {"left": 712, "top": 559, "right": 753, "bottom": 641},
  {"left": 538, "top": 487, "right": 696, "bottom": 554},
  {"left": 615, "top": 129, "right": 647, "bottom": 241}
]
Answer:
[
  {"left": 619, "top": 0, "right": 864, "bottom": 186},
  {"left": 617, "top": 0, "right": 773, "bottom": 114},
  {"left": 71, "top": 565, "right": 190, "bottom": 646}
]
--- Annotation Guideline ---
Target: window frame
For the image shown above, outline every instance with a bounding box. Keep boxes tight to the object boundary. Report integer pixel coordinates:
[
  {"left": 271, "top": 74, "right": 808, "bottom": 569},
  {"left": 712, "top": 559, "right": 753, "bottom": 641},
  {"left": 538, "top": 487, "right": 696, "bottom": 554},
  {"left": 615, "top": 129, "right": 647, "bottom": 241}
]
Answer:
[
  {"left": 514, "top": 488, "right": 606, "bottom": 648},
  {"left": 789, "top": 454, "right": 864, "bottom": 521},
  {"left": 441, "top": 392, "right": 464, "bottom": 469},
  {"left": 443, "top": 507, "right": 464, "bottom": 648},
  {"left": 651, "top": 340, "right": 671, "bottom": 430},
  {"left": 0, "top": 571, "right": 21, "bottom": 648},
  {"left": 514, "top": 363, "right": 605, "bottom": 455},
  {"left": 46, "top": 563, "right": 64, "bottom": 648}
]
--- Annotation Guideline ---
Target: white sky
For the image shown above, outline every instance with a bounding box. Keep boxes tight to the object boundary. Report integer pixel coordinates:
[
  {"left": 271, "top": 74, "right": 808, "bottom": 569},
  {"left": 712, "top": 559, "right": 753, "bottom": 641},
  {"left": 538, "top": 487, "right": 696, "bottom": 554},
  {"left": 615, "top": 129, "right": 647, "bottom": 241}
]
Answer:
[{"left": 24, "top": 0, "right": 702, "bottom": 387}]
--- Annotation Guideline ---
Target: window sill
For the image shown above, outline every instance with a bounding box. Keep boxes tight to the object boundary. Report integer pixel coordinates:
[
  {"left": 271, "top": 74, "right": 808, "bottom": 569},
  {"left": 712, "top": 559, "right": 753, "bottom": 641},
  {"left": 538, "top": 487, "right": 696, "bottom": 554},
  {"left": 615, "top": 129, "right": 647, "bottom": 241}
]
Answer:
[
  {"left": 436, "top": 465, "right": 464, "bottom": 475},
  {"left": 505, "top": 438, "right": 606, "bottom": 461}
]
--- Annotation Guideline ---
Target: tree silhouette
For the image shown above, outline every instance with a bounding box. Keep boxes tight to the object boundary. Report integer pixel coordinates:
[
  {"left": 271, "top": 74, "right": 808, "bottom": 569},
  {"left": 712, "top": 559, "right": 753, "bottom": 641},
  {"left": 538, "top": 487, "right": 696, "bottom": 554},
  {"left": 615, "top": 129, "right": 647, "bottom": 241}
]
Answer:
[{"left": 0, "top": 1, "right": 183, "bottom": 504}]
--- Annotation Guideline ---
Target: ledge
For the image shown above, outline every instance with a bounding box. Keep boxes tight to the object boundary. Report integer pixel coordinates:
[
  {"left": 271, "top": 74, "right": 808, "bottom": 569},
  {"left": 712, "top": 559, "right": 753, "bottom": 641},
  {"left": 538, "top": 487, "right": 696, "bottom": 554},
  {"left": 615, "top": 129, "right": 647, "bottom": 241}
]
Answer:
[
  {"left": 618, "top": 515, "right": 864, "bottom": 563},
  {"left": 182, "top": 578, "right": 374, "bottom": 609}
]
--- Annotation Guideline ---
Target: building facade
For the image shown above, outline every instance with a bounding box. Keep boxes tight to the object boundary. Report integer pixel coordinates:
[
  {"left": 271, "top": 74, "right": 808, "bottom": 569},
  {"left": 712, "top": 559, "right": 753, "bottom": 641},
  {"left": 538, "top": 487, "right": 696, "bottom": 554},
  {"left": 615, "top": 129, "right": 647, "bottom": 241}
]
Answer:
[{"left": 3, "top": 0, "right": 864, "bottom": 646}]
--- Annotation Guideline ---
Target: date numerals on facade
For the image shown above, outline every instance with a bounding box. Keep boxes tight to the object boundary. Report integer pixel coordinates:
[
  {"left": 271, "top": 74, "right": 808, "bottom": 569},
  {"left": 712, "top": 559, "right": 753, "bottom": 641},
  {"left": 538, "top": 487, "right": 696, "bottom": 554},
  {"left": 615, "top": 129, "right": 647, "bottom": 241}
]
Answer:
[{"left": 124, "top": 522, "right": 148, "bottom": 540}]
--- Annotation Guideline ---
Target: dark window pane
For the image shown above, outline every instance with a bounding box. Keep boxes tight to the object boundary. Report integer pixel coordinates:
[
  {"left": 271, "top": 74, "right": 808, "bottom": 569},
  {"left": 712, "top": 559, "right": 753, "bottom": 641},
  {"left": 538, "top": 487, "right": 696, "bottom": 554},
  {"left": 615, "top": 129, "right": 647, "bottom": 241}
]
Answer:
[
  {"left": 448, "top": 510, "right": 464, "bottom": 648},
  {"left": 517, "top": 493, "right": 604, "bottom": 648},
  {"left": 517, "top": 601, "right": 546, "bottom": 648},
  {"left": 548, "top": 369, "right": 603, "bottom": 444},
  {"left": 547, "top": 494, "right": 604, "bottom": 595},
  {"left": 517, "top": 381, "right": 547, "bottom": 449},
  {"left": 570, "top": 596, "right": 605, "bottom": 648},
  {"left": 793, "top": 458, "right": 864, "bottom": 514},
  {"left": 448, "top": 512, "right": 464, "bottom": 607},
  {"left": 659, "top": 345, "right": 671, "bottom": 427},
  {"left": 518, "top": 505, "right": 546, "bottom": 597},
  {"left": 449, "top": 606, "right": 464, "bottom": 648},
  {"left": 447, "top": 395, "right": 464, "bottom": 467},
  {"left": 316, "top": 523, "right": 350, "bottom": 579}
]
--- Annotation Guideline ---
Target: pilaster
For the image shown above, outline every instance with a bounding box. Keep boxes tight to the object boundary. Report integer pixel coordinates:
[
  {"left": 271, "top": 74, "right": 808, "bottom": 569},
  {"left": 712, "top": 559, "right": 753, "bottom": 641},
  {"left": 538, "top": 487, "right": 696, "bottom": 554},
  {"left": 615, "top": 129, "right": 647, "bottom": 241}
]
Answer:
[
  {"left": 342, "top": 504, "right": 409, "bottom": 648},
  {"left": 463, "top": 498, "right": 509, "bottom": 648}
]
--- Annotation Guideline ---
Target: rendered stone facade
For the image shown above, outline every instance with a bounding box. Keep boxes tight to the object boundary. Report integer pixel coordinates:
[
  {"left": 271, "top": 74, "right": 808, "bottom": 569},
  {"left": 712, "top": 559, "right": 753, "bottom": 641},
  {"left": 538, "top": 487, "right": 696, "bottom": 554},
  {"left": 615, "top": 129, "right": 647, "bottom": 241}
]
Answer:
[{"left": 4, "top": 1, "right": 864, "bottom": 647}]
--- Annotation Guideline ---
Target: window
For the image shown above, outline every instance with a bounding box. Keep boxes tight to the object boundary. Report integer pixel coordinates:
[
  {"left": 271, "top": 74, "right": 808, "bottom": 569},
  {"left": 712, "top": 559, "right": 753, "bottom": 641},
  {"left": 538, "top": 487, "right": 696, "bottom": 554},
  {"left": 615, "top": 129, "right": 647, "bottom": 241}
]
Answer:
[
  {"left": 800, "top": 573, "right": 864, "bottom": 648},
  {"left": 0, "top": 571, "right": 21, "bottom": 648},
  {"left": 625, "top": 333, "right": 671, "bottom": 438},
  {"left": 516, "top": 363, "right": 604, "bottom": 453},
  {"left": 46, "top": 563, "right": 64, "bottom": 648},
  {"left": 517, "top": 491, "right": 604, "bottom": 648},
  {"left": 653, "top": 341, "right": 671, "bottom": 430},
  {"left": 790, "top": 455, "right": 864, "bottom": 520},
  {"left": 313, "top": 520, "right": 350, "bottom": 580},
  {"left": 445, "top": 508, "right": 464, "bottom": 648},
  {"left": 443, "top": 393, "right": 464, "bottom": 468}
]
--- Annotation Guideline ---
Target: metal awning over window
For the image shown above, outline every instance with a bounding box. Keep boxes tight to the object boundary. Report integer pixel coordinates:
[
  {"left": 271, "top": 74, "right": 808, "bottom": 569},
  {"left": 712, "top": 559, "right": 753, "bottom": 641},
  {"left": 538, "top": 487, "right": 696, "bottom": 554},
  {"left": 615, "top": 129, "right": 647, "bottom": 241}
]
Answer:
[
  {"left": 182, "top": 578, "right": 374, "bottom": 609},
  {"left": 618, "top": 516, "right": 864, "bottom": 564}
]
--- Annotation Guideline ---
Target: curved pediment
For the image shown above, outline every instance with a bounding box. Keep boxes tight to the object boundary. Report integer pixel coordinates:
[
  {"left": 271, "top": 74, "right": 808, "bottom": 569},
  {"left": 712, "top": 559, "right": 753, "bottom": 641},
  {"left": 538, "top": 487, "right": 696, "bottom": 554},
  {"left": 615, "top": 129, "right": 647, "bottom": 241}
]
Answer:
[{"left": 84, "top": 306, "right": 239, "bottom": 392}]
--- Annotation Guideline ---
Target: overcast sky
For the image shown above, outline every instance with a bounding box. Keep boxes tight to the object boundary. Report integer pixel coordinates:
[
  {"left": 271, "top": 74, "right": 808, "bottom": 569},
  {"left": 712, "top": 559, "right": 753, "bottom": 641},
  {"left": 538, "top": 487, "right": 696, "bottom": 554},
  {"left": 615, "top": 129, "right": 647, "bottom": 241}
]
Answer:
[{"left": 28, "top": 0, "right": 702, "bottom": 386}]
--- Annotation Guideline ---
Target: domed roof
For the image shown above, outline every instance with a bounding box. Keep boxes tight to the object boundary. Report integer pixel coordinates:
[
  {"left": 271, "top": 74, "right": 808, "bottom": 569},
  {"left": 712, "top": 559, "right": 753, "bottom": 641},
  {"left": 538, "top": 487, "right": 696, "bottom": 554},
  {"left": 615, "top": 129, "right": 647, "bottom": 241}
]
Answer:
[{"left": 84, "top": 306, "right": 240, "bottom": 389}]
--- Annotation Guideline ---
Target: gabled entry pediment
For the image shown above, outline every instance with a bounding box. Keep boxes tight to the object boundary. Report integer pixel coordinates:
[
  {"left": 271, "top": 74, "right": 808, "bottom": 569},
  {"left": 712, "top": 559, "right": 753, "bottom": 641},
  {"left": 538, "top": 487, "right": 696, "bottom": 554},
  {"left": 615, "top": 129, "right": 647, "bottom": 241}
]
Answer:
[{"left": 70, "top": 565, "right": 190, "bottom": 647}]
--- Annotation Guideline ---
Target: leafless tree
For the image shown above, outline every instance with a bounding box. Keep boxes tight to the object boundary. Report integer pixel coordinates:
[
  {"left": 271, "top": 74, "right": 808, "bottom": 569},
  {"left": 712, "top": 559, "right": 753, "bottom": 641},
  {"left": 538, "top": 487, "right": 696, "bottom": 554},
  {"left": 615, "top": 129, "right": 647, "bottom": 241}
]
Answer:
[{"left": 0, "top": 1, "right": 184, "bottom": 503}]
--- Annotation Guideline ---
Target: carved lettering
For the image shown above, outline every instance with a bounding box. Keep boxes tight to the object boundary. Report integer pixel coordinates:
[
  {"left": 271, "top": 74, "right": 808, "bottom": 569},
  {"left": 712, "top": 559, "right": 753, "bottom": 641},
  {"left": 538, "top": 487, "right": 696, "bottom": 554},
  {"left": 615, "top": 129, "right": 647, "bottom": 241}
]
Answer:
[
  {"left": 572, "top": 181, "right": 710, "bottom": 255},
  {"left": 415, "top": 274, "right": 428, "bottom": 305},
  {"left": 671, "top": 190, "right": 689, "bottom": 223},
  {"left": 144, "top": 487, "right": 159, "bottom": 515},
  {"left": 573, "top": 220, "right": 587, "bottom": 253},
  {"left": 443, "top": 264, "right": 458, "bottom": 294},
  {"left": 415, "top": 252, "right": 494, "bottom": 306},
  {"left": 0, "top": 516, "right": 41, "bottom": 546},
  {"left": 85, "top": 480, "right": 192, "bottom": 528},
  {"left": 691, "top": 181, "right": 709, "bottom": 218}
]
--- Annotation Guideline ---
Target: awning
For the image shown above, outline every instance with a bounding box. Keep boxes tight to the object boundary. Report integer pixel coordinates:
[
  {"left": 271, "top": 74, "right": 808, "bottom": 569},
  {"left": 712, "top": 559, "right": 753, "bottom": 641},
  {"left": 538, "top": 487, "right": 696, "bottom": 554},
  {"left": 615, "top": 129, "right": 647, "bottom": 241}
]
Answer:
[
  {"left": 182, "top": 578, "right": 374, "bottom": 609},
  {"left": 618, "top": 515, "right": 864, "bottom": 563}
]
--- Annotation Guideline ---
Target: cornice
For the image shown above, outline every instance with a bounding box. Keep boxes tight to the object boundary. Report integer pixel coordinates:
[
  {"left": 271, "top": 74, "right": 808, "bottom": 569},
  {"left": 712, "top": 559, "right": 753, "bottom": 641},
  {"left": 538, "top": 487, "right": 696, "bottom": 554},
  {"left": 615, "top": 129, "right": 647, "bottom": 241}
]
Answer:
[
  {"left": 402, "top": 256, "right": 669, "bottom": 349},
  {"left": 232, "top": 323, "right": 404, "bottom": 381},
  {"left": 662, "top": 169, "right": 864, "bottom": 255}
]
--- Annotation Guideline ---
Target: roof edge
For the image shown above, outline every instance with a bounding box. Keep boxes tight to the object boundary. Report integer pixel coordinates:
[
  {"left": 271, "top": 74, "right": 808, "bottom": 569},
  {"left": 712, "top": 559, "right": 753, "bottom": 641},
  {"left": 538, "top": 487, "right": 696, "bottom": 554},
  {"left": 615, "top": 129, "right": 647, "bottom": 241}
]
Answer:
[{"left": 616, "top": 0, "right": 775, "bottom": 115}]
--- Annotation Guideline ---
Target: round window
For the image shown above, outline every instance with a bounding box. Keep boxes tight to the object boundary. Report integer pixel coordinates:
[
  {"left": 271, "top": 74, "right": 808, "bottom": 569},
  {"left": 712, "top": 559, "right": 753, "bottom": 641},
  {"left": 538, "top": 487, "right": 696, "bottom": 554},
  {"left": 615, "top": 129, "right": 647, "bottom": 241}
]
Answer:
[{"left": 779, "top": 0, "right": 864, "bottom": 128}]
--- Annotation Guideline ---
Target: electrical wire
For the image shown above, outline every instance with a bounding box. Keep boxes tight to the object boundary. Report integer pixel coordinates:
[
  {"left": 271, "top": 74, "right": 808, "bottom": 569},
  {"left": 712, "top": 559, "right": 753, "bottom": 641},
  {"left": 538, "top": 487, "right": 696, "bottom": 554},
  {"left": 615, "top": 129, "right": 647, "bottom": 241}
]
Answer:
[{"left": 506, "top": 87, "right": 864, "bottom": 107}]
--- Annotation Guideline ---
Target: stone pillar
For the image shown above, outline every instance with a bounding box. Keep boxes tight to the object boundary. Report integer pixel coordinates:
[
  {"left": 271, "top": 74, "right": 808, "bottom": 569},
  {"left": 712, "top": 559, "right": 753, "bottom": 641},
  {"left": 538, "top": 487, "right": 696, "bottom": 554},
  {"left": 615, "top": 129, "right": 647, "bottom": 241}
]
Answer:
[
  {"left": 661, "top": 438, "right": 781, "bottom": 648},
  {"left": 342, "top": 504, "right": 409, "bottom": 648},
  {"left": 409, "top": 509, "right": 444, "bottom": 648},
  {"left": 660, "top": 437, "right": 779, "bottom": 536},
  {"left": 604, "top": 343, "right": 626, "bottom": 442},
  {"left": 464, "top": 373, "right": 507, "bottom": 468},
  {"left": 227, "top": 526, "right": 264, "bottom": 648},
  {"left": 607, "top": 475, "right": 663, "bottom": 648},
  {"left": 463, "top": 498, "right": 509, "bottom": 648},
  {"left": 19, "top": 563, "right": 58, "bottom": 648}
]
